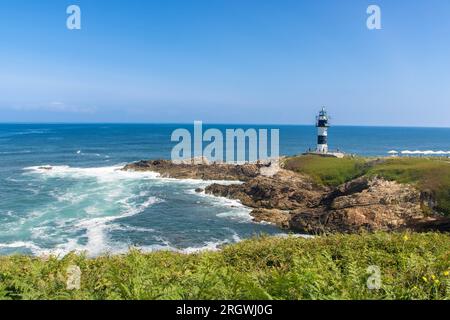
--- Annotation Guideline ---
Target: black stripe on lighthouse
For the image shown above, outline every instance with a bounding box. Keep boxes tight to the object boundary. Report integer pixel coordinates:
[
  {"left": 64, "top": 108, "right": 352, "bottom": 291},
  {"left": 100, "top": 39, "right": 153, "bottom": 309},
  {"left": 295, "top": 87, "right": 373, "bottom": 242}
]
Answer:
[
  {"left": 317, "top": 119, "right": 328, "bottom": 127},
  {"left": 318, "top": 135, "right": 327, "bottom": 144}
]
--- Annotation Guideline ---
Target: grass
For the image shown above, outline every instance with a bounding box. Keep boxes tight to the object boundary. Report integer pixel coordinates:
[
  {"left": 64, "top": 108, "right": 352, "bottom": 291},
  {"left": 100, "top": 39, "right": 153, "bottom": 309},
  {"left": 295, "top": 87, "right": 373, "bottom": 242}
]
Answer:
[
  {"left": 283, "top": 155, "right": 367, "bottom": 186},
  {"left": 0, "top": 232, "right": 448, "bottom": 300},
  {"left": 367, "top": 158, "right": 450, "bottom": 215},
  {"left": 283, "top": 155, "right": 450, "bottom": 215}
]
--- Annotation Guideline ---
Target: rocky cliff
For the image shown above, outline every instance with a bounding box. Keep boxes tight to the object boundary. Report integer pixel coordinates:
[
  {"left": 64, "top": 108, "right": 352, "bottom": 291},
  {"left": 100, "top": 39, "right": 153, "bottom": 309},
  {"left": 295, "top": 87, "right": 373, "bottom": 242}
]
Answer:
[
  {"left": 123, "top": 160, "right": 263, "bottom": 181},
  {"left": 123, "top": 159, "right": 450, "bottom": 234}
]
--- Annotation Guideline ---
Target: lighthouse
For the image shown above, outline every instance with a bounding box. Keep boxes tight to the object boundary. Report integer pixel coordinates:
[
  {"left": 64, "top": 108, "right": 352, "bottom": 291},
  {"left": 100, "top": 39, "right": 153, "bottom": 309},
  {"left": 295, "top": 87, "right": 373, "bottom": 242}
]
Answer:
[{"left": 316, "top": 107, "right": 329, "bottom": 153}]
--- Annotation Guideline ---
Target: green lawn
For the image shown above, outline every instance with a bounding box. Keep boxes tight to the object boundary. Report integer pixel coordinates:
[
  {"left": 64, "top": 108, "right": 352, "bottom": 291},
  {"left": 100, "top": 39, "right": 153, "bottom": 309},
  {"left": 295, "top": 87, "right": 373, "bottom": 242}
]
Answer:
[
  {"left": 283, "top": 155, "right": 450, "bottom": 215},
  {"left": 0, "top": 232, "right": 448, "bottom": 300}
]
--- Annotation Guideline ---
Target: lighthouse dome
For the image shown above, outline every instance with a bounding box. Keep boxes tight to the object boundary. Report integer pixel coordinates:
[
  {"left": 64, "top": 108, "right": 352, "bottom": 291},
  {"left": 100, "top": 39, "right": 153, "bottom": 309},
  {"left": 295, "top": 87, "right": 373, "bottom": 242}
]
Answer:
[{"left": 316, "top": 107, "right": 330, "bottom": 127}]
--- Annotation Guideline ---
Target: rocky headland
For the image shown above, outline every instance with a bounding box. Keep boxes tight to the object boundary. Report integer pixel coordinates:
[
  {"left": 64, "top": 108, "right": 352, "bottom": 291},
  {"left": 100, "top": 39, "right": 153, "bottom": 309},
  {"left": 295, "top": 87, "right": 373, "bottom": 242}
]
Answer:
[
  {"left": 122, "top": 159, "right": 262, "bottom": 181},
  {"left": 123, "top": 158, "right": 450, "bottom": 234}
]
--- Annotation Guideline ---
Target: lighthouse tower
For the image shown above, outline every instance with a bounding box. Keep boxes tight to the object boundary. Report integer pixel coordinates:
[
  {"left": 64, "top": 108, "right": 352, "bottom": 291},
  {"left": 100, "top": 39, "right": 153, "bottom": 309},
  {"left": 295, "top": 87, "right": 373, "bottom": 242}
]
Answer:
[{"left": 316, "top": 107, "right": 329, "bottom": 153}]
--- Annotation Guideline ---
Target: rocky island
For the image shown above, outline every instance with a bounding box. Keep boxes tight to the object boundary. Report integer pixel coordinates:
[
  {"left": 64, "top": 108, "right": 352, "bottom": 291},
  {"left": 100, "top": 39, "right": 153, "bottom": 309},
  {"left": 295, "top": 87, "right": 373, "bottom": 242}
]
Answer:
[{"left": 123, "top": 155, "right": 450, "bottom": 234}]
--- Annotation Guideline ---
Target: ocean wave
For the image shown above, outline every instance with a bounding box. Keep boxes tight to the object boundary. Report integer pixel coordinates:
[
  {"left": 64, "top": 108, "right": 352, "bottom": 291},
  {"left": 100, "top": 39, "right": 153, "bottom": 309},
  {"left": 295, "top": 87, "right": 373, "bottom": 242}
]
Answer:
[
  {"left": 109, "top": 225, "right": 156, "bottom": 233},
  {"left": 23, "top": 164, "right": 161, "bottom": 181},
  {"left": 71, "top": 196, "right": 161, "bottom": 256},
  {"left": 181, "top": 230, "right": 245, "bottom": 253},
  {"left": 397, "top": 150, "right": 450, "bottom": 155},
  {"left": 190, "top": 189, "right": 253, "bottom": 222},
  {"left": 75, "top": 150, "right": 104, "bottom": 157},
  {"left": 50, "top": 190, "right": 88, "bottom": 204},
  {"left": 0, "top": 150, "right": 32, "bottom": 155},
  {"left": 0, "top": 130, "right": 47, "bottom": 138},
  {"left": 10, "top": 163, "right": 279, "bottom": 257},
  {"left": 21, "top": 196, "right": 162, "bottom": 257},
  {"left": 5, "top": 176, "right": 26, "bottom": 183},
  {"left": 0, "top": 231, "right": 304, "bottom": 257},
  {"left": 0, "top": 241, "right": 42, "bottom": 253},
  {"left": 23, "top": 164, "right": 246, "bottom": 187},
  {"left": 182, "top": 239, "right": 231, "bottom": 253},
  {"left": 14, "top": 164, "right": 166, "bottom": 256},
  {"left": 216, "top": 210, "right": 253, "bottom": 222}
]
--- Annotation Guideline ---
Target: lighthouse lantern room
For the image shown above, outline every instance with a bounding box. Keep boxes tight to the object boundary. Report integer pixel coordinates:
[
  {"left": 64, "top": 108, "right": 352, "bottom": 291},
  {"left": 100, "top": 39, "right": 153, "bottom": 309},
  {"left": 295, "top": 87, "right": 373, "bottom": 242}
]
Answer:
[{"left": 316, "top": 107, "right": 329, "bottom": 153}]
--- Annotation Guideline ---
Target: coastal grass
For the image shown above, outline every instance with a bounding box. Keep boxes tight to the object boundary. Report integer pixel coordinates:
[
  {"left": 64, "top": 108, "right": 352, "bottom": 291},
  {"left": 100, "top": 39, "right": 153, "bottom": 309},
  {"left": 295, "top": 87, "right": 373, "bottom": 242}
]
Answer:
[
  {"left": 284, "top": 155, "right": 450, "bottom": 215},
  {"left": 283, "top": 155, "right": 367, "bottom": 186},
  {"left": 366, "top": 158, "right": 450, "bottom": 215},
  {"left": 0, "top": 232, "right": 448, "bottom": 300}
]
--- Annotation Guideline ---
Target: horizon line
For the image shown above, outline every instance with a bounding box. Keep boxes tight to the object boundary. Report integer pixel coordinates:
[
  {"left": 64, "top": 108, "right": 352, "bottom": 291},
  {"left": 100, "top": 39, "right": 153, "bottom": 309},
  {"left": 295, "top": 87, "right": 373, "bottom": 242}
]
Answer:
[{"left": 0, "top": 121, "right": 449, "bottom": 129}]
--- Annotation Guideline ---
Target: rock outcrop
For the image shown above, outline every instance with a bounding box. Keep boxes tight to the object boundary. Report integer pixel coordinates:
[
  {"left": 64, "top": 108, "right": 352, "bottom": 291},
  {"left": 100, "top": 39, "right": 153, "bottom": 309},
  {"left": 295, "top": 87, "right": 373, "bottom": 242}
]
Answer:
[
  {"left": 123, "top": 159, "right": 450, "bottom": 234},
  {"left": 205, "top": 171, "right": 449, "bottom": 234},
  {"left": 205, "top": 170, "right": 326, "bottom": 210},
  {"left": 250, "top": 208, "right": 291, "bottom": 229},
  {"left": 123, "top": 159, "right": 264, "bottom": 181},
  {"left": 290, "top": 177, "right": 430, "bottom": 234}
]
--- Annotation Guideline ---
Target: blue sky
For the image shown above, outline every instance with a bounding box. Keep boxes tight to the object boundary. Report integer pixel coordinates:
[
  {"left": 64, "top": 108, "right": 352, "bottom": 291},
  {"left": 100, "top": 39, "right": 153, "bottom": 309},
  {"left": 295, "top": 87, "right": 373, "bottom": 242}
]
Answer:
[{"left": 0, "top": 0, "right": 449, "bottom": 126}]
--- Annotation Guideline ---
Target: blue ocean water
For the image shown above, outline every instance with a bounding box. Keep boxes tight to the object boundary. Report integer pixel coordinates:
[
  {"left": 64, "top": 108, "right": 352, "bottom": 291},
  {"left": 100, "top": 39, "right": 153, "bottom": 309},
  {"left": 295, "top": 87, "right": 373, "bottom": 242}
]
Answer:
[{"left": 1, "top": 123, "right": 450, "bottom": 256}]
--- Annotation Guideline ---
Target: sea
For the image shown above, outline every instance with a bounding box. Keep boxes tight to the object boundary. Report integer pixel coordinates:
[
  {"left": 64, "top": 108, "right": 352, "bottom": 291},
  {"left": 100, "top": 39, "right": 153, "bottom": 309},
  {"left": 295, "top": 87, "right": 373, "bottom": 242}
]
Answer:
[{"left": 1, "top": 123, "right": 450, "bottom": 256}]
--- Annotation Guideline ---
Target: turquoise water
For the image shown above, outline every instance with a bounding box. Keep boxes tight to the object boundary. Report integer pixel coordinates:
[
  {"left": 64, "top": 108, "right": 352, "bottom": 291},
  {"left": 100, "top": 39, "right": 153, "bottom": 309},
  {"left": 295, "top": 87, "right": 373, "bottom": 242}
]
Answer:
[{"left": 1, "top": 124, "right": 450, "bottom": 256}]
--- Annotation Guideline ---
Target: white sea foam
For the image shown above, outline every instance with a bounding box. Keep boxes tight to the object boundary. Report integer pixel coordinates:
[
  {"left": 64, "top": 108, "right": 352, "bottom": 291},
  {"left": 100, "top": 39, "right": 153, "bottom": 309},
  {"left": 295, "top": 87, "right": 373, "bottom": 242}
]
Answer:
[
  {"left": 68, "top": 196, "right": 161, "bottom": 256},
  {"left": 109, "top": 225, "right": 156, "bottom": 233},
  {"left": 4, "top": 210, "right": 16, "bottom": 218},
  {"left": 0, "top": 150, "right": 32, "bottom": 155},
  {"left": 276, "top": 233, "right": 314, "bottom": 239},
  {"left": 182, "top": 233, "right": 313, "bottom": 254},
  {"left": 399, "top": 150, "right": 450, "bottom": 155},
  {"left": 190, "top": 189, "right": 253, "bottom": 221},
  {"left": 16, "top": 196, "right": 162, "bottom": 257},
  {"left": 76, "top": 150, "right": 103, "bottom": 157},
  {"left": 0, "top": 241, "right": 42, "bottom": 253},
  {"left": 0, "top": 231, "right": 303, "bottom": 257},
  {"left": 231, "top": 233, "right": 242, "bottom": 242},
  {"left": 0, "top": 238, "right": 228, "bottom": 256},
  {"left": 0, "top": 130, "right": 47, "bottom": 138},
  {"left": 182, "top": 240, "right": 230, "bottom": 253},
  {"left": 23, "top": 164, "right": 161, "bottom": 181},
  {"left": 50, "top": 190, "right": 88, "bottom": 204},
  {"left": 11, "top": 163, "right": 288, "bottom": 257},
  {"left": 180, "top": 230, "right": 247, "bottom": 253},
  {"left": 151, "top": 235, "right": 174, "bottom": 247},
  {"left": 216, "top": 210, "right": 253, "bottom": 221},
  {"left": 16, "top": 164, "right": 165, "bottom": 256},
  {"left": 24, "top": 164, "right": 248, "bottom": 190},
  {"left": 5, "top": 176, "right": 23, "bottom": 182}
]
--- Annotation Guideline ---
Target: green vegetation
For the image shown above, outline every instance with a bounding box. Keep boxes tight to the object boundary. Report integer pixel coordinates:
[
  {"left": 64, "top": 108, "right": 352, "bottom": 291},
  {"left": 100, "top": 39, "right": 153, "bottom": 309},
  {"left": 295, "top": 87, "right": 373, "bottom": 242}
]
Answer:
[
  {"left": 283, "top": 155, "right": 367, "bottom": 186},
  {"left": 0, "top": 232, "right": 448, "bottom": 300},
  {"left": 367, "top": 158, "right": 450, "bottom": 215},
  {"left": 284, "top": 155, "right": 450, "bottom": 215}
]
